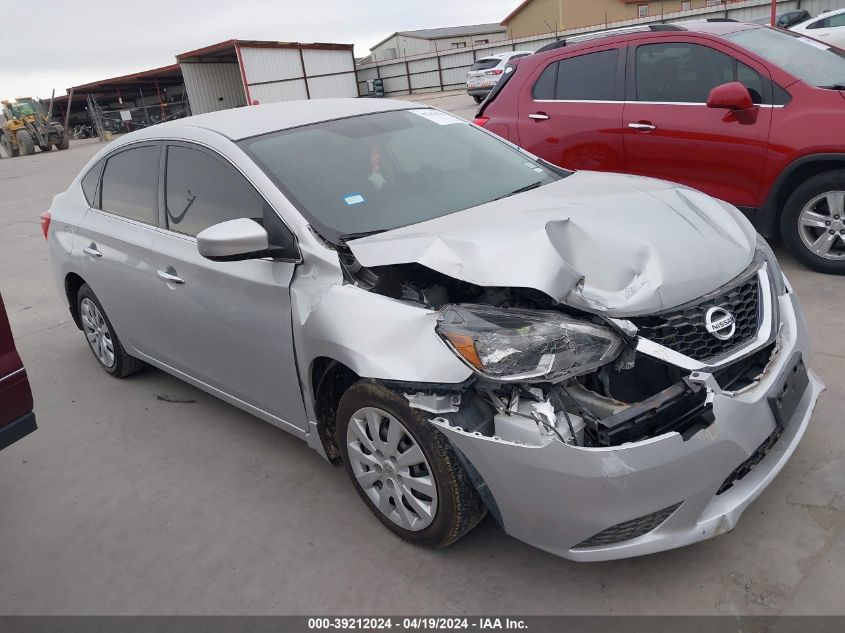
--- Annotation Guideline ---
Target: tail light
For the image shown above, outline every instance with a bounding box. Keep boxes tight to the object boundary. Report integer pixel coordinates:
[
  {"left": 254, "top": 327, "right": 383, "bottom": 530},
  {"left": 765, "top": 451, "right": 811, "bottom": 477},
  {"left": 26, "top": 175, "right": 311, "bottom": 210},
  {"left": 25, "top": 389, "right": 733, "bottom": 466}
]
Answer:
[
  {"left": 39, "top": 211, "right": 52, "bottom": 240},
  {"left": 473, "top": 117, "right": 490, "bottom": 127},
  {"left": 485, "top": 69, "right": 504, "bottom": 76}
]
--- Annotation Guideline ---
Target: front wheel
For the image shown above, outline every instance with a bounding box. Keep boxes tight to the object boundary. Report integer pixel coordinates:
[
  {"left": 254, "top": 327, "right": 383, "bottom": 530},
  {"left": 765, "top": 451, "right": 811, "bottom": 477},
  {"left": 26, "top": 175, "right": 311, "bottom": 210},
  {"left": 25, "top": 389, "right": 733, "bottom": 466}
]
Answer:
[
  {"left": 781, "top": 170, "right": 845, "bottom": 274},
  {"left": 16, "top": 130, "right": 34, "bottom": 156},
  {"left": 337, "top": 381, "right": 486, "bottom": 548}
]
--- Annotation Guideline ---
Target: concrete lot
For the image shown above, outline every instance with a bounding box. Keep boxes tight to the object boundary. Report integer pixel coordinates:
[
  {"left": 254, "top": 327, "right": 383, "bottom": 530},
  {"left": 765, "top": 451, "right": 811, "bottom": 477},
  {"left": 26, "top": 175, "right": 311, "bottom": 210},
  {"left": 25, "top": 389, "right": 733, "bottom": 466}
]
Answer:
[{"left": 0, "top": 92, "right": 844, "bottom": 615}]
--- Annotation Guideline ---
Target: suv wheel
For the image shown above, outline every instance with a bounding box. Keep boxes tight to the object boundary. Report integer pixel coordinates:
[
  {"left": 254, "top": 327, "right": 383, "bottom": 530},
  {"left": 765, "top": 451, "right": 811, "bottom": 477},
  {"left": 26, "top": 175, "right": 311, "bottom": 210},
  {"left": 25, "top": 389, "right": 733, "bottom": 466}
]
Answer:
[
  {"left": 782, "top": 170, "right": 845, "bottom": 274},
  {"left": 77, "top": 284, "right": 145, "bottom": 377},
  {"left": 336, "top": 380, "right": 486, "bottom": 548}
]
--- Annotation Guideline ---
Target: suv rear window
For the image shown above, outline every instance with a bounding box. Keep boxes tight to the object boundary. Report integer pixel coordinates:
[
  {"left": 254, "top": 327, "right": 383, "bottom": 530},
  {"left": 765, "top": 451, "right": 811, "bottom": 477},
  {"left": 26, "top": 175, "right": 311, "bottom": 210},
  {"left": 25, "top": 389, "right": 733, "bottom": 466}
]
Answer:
[
  {"left": 470, "top": 58, "right": 501, "bottom": 71},
  {"left": 532, "top": 49, "right": 619, "bottom": 100}
]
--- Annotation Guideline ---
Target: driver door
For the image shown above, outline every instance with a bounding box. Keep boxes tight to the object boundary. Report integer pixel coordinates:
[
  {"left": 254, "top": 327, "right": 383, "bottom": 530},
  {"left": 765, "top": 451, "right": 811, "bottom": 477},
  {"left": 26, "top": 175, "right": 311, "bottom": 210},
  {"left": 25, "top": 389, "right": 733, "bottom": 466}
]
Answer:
[
  {"left": 622, "top": 39, "right": 773, "bottom": 210},
  {"left": 149, "top": 142, "right": 307, "bottom": 433}
]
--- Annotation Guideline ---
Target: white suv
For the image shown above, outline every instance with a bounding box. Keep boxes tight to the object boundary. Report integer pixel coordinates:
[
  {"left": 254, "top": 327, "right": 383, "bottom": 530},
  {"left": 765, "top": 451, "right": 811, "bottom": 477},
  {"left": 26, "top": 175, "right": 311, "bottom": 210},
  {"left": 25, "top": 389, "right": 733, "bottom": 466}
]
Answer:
[{"left": 466, "top": 51, "right": 533, "bottom": 103}]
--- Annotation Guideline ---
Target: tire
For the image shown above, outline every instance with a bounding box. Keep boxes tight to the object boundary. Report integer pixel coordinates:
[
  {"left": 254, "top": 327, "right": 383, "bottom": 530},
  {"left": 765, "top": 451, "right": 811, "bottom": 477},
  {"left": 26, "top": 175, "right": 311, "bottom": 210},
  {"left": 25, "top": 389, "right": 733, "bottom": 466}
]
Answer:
[
  {"left": 337, "top": 380, "right": 486, "bottom": 548},
  {"left": 38, "top": 144, "right": 51, "bottom": 152},
  {"left": 16, "top": 129, "right": 34, "bottom": 156},
  {"left": 472, "top": 95, "right": 484, "bottom": 104},
  {"left": 76, "top": 284, "right": 145, "bottom": 378},
  {"left": 0, "top": 133, "right": 16, "bottom": 158},
  {"left": 781, "top": 169, "right": 845, "bottom": 275},
  {"left": 57, "top": 136, "right": 70, "bottom": 150}
]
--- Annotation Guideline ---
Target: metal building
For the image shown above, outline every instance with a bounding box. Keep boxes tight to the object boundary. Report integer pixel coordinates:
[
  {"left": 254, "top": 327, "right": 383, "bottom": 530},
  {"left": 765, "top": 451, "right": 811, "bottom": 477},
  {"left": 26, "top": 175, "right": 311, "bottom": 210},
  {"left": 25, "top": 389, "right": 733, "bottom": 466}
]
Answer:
[{"left": 177, "top": 40, "right": 357, "bottom": 115}]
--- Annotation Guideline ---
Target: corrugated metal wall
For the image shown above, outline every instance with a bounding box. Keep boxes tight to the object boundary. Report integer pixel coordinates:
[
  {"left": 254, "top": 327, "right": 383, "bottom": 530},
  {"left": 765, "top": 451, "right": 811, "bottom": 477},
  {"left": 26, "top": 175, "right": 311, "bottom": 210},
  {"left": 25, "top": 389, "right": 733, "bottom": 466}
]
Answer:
[
  {"left": 240, "top": 46, "right": 357, "bottom": 104},
  {"left": 181, "top": 63, "right": 246, "bottom": 114},
  {"left": 356, "top": 0, "right": 845, "bottom": 96}
]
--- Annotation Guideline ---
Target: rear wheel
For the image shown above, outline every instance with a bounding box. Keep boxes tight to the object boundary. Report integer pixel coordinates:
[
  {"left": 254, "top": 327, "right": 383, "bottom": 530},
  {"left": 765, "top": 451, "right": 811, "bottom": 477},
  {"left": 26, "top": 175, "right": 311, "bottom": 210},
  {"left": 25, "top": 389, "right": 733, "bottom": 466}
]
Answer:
[
  {"left": 56, "top": 136, "right": 70, "bottom": 150},
  {"left": 781, "top": 170, "right": 845, "bottom": 275},
  {"left": 0, "top": 133, "right": 17, "bottom": 157},
  {"left": 38, "top": 144, "right": 51, "bottom": 152},
  {"left": 76, "top": 284, "right": 145, "bottom": 378},
  {"left": 472, "top": 95, "right": 484, "bottom": 104},
  {"left": 337, "top": 381, "right": 486, "bottom": 548},
  {"left": 16, "top": 130, "right": 34, "bottom": 156}
]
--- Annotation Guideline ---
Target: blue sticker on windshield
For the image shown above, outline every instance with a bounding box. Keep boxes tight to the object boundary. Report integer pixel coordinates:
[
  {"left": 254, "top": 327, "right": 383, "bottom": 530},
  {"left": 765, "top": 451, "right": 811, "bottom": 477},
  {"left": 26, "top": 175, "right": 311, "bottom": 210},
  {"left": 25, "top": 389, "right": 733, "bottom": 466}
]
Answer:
[{"left": 344, "top": 193, "right": 366, "bottom": 206}]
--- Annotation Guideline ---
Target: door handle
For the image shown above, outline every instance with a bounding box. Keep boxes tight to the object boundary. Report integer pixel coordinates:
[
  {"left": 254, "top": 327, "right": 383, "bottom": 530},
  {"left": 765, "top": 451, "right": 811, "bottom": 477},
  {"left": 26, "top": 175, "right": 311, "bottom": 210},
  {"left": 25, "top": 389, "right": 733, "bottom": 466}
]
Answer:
[
  {"left": 528, "top": 112, "right": 550, "bottom": 121},
  {"left": 628, "top": 122, "right": 657, "bottom": 131},
  {"left": 82, "top": 245, "right": 102, "bottom": 258},
  {"left": 157, "top": 269, "right": 185, "bottom": 285}
]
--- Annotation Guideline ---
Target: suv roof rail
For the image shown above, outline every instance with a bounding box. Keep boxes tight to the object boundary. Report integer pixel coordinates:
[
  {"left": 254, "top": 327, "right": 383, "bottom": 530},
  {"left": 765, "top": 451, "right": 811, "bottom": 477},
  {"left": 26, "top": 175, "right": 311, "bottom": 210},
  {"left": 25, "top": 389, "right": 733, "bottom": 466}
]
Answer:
[
  {"left": 705, "top": 17, "right": 738, "bottom": 22},
  {"left": 564, "top": 23, "right": 687, "bottom": 45}
]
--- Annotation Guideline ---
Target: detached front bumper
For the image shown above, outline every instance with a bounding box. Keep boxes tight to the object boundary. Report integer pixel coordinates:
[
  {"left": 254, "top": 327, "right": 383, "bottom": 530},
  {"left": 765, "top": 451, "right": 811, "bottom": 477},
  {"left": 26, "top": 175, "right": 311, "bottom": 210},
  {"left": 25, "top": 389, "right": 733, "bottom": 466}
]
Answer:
[{"left": 434, "top": 290, "right": 823, "bottom": 561}]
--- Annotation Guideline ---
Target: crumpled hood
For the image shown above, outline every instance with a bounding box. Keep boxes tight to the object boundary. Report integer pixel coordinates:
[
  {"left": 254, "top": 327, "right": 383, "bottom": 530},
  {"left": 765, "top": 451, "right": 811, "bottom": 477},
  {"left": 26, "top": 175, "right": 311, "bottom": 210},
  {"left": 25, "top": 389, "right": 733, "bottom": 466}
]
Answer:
[{"left": 347, "top": 171, "right": 757, "bottom": 317}]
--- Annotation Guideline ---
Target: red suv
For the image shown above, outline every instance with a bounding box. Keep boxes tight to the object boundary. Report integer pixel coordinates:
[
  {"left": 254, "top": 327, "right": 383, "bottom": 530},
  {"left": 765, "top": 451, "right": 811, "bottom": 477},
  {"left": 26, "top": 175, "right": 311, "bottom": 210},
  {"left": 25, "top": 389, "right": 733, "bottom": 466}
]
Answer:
[
  {"left": 0, "top": 293, "right": 36, "bottom": 451},
  {"left": 476, "top": 20, "right": 845, "bottom": 274}
]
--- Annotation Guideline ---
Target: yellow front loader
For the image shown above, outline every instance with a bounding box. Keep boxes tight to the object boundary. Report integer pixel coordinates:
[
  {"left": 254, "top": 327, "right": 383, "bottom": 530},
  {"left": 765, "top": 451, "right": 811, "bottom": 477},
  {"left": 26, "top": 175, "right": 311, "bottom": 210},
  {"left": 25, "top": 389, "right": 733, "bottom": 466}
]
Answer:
[{"left": 0, "top": 98, "right": 69, "bottom": 158}]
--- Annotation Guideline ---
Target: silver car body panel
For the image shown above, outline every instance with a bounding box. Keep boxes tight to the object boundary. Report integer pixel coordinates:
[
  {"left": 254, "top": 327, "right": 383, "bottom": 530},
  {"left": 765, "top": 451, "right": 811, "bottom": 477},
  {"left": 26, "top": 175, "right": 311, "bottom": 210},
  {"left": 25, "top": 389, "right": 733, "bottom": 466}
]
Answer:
[
  {"left": 45, "top": 99, "right": 824, "bottom": 561},
  {"left": 347, "top": 171, "right": 757, "bottom": 317}
]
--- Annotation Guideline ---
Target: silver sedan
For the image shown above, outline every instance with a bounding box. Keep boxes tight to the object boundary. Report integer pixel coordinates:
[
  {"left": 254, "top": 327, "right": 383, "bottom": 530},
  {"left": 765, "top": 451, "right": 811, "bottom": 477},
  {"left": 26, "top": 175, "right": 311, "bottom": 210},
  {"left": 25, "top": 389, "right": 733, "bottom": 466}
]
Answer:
[{"left": 44, "top": 98, "right": 823, "bottom": 560}]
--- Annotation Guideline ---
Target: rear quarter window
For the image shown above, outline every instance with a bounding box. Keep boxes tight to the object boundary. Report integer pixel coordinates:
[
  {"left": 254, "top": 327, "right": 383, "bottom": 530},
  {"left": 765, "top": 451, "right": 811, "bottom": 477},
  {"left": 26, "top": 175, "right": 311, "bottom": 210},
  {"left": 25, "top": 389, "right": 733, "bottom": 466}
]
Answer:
[{"left": 80, "top": 160, "right": 104, "bottom": 206}]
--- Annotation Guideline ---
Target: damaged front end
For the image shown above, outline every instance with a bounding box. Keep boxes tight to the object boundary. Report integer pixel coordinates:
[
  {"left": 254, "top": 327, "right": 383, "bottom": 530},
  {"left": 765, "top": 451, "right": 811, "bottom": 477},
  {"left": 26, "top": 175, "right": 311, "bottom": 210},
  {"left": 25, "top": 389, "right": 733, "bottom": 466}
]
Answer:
[{"left": 336, "top": 238, "right": 823, "bottom": 561}]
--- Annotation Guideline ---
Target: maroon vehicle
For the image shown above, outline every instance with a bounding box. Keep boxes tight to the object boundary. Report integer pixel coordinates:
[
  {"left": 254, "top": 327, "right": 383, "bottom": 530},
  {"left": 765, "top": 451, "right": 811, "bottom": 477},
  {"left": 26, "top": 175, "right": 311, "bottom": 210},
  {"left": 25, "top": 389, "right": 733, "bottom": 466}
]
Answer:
[
  {"left": 0, "top": 293, "right": 36, "bottom": 451},
  {"left": 476, "top": 20, "right": 845, "bottom": 274}
]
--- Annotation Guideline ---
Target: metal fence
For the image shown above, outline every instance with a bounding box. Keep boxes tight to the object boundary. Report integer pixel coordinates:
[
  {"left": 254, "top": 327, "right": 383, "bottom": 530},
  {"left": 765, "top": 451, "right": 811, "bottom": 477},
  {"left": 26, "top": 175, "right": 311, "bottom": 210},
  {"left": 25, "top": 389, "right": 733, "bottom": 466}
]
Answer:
[{"left": 355, "top": 0, "right": 845, "bottom": 97}]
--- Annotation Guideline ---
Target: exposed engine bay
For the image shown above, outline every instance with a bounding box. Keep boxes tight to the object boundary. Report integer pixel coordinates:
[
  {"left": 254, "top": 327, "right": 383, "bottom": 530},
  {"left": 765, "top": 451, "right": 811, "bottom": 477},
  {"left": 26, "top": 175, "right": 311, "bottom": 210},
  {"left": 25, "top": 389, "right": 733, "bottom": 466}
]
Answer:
[{"left": 339, "top": 250, "right": 779, "bottom": 449}]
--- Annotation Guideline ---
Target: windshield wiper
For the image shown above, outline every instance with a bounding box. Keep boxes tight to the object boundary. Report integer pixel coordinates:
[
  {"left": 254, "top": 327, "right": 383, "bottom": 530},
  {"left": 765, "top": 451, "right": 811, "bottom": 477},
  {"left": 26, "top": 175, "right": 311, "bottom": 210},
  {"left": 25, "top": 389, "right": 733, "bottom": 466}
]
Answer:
[
  {"left": 492, "top": 181, "right": 544, "bottom": 202},
  {"left": 338, "top": 229, "right": 385, "bottom": 242}
]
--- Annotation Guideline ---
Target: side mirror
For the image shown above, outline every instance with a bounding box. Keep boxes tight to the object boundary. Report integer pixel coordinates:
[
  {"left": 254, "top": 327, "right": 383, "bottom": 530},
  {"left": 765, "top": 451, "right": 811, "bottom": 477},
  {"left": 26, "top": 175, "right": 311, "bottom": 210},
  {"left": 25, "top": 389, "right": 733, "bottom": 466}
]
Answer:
[
  {"left": 197, "top": 218, "right": 271, "bottom": 262},
  {"left": 706, "top": 82, "right": 754, "bottom": 111}
]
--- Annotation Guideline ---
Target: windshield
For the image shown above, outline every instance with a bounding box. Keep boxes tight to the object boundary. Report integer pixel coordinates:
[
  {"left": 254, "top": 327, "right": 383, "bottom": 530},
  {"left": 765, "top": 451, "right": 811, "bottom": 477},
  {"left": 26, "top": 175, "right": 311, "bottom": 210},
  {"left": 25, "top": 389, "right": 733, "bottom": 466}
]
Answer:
[
  {"left": 240, "top": 109, "right": 561, "bottom": 243},
  {"left": 726, "top": 27, "right": 845, "bottom": 88}
]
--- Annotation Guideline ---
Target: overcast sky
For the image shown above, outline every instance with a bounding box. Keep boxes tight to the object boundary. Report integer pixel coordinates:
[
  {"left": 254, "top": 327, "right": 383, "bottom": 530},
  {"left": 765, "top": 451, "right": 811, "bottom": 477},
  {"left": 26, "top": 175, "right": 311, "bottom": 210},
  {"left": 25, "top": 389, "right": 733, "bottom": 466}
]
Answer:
[{"left": 4, "top": 0, "right": 521, "bottom": 99}]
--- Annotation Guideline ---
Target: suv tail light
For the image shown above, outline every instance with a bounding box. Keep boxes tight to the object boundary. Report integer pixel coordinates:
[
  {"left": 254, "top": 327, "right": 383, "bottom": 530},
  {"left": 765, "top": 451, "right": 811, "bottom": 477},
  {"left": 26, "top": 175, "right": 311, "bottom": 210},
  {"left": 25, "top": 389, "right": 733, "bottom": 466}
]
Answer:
[
  {"left": 473, "top": 117, "right": 490, "bottom": 127},
  {"left": 485, "top": 69, "right": 504, "bottom": 76},
  {"left": 39, "top": 212, "right": 51, "bottom": 240}
]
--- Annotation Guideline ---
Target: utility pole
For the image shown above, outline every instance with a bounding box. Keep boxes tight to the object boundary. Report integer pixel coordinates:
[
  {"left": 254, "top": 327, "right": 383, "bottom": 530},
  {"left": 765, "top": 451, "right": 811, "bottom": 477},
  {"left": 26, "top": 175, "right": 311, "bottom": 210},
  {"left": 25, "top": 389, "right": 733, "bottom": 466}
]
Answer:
[{"left": 771, "top": 0, "right": 777, "bottom": 27}]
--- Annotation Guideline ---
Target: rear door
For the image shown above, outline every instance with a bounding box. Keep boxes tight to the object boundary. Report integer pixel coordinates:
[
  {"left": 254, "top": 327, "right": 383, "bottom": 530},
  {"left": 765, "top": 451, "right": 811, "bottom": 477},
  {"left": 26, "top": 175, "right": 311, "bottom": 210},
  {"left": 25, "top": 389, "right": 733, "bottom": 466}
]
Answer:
[
  {"left": 149, "top": 142, "right": 307, "bottom": 431},
  {"left": 622, "top": 38, "right": 773, "bottom": 210},
  {"left": 516, "top": 45, "right": 626, "bottom": 172},
  {"left": 77, "top": 143, "right": 167, "bottom": 359}
]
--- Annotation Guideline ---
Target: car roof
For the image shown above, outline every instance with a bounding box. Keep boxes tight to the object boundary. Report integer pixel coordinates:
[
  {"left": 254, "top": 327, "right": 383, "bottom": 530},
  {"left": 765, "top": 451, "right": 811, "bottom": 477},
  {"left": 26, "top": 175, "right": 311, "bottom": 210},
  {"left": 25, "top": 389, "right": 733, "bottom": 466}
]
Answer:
[
  {"left": 528, "top": 20, "right": 762, "bottom": 60},
  {"left": 149, "top": 98, "right": 420, "bottom": 141}
]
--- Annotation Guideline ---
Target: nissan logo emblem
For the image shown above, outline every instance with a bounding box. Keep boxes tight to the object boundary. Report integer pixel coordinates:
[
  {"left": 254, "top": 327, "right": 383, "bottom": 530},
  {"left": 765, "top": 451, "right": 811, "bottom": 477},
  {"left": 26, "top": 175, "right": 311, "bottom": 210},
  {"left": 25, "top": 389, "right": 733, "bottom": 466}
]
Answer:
[{"left": 705, "top": 306, "right": 736, "bottom": 341}]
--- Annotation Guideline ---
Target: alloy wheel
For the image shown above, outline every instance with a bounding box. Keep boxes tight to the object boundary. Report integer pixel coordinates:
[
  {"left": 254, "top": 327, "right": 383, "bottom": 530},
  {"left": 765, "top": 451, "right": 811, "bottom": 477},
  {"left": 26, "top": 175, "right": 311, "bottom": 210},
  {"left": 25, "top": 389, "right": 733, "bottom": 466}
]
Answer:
[
  {"left": 798, "top": 191, "right": 845, "bottom": 261},
  {"left": 80, "top": 298, "right": 115, "bottom": 368},
  {"left": 346, "top": 406, "right": 438, "bottom": 531}
]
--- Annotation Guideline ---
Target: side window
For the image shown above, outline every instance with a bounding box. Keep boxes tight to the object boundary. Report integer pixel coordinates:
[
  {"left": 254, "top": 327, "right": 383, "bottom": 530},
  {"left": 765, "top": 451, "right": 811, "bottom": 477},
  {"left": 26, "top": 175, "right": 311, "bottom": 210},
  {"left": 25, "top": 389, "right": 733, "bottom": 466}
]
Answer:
[
  {"left": 164, "top": 145, "right": 297, "bottom": 255},
  {"left": 636, "top": 43, "right": 766, "bottom": 104},
  {"left": 532, "top": 49, "right": 619, "bottom": 101},
  {"left": 80, "top": 159, "right": 104, "bottom": 207},
  {"left": 100, "top": 145, "right": 159, "bottom": 224},
  {"left": 828, "top": 13, "right": 845, "bottom": 28},
  {"left": 807, "top": 18, "right": 828, "bottom": 29}
]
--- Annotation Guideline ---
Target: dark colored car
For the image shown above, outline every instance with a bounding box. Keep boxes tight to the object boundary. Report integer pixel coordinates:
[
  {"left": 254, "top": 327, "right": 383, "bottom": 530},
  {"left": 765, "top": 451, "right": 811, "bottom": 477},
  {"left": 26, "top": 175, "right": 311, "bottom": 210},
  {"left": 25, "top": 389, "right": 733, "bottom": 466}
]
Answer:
[
  {"left": 0, "top": 293, "right": 36, "bottom": 451},
  {"left": 748, "top": 10, "right": 811, "bottom": 29},
  {"left": 475, "top": 20, "right": 845, "bottom": 274}
]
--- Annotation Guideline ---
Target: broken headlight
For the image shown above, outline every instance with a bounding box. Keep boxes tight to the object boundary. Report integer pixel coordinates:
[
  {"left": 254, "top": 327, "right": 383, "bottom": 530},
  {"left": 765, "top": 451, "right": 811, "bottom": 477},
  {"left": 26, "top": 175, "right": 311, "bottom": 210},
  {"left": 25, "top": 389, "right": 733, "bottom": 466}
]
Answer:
[
  {"left": 436, "top": 304, "right": 623, "bottom": 382},
  {"left": 756, "top": 236, "right": 787, "bottom": 296}
]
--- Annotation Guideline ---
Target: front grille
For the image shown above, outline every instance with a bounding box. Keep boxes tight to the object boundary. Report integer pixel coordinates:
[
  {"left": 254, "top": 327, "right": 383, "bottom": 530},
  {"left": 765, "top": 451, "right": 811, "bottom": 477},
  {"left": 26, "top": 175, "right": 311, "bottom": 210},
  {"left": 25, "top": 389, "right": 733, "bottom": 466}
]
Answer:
[
  {"left": 632, "top": 275, "right": 760, "bottom": 361},
  {"left": 717, "top": 428, "right": 782, "bottom": 495},
  {"left": 573, "top": 503, "right": 682, "bottom": 549}
]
